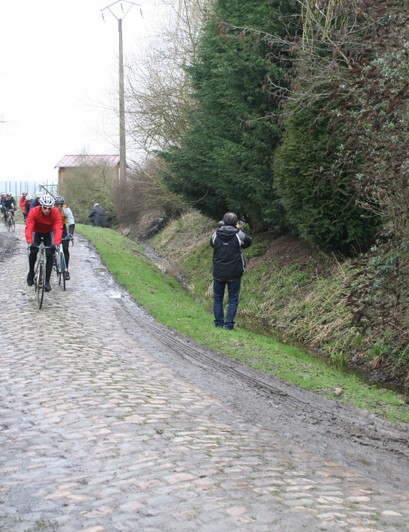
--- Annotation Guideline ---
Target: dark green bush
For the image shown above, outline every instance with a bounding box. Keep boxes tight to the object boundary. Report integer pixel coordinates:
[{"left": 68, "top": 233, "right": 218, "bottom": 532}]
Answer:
[{"left": 273, "top": 102, "right": 380, "bottom": 252}]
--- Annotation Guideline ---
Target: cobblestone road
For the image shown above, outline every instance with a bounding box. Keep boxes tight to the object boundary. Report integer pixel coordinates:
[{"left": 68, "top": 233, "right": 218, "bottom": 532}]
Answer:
[{"left": 0, "top": 225, "right": 408, "bottom": 531}]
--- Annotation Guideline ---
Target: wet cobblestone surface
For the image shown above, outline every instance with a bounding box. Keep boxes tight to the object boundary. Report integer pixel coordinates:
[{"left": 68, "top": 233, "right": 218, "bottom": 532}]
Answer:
[{"left": 0, "top": 225, "right": 408, "bottom": 531}]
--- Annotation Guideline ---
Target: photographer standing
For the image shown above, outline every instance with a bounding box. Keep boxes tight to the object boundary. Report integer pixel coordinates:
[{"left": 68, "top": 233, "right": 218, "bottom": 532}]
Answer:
[
  {"left": 88, "top": 203, "right": 106, "bottom": 227},
  {"left": 210, "top": 212, "right": 252, "bottom": 330}
]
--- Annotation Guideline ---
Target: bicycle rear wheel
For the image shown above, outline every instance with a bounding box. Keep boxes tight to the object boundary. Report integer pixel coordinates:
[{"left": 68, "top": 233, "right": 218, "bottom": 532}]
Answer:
[{"left": 35, "top": 263, "right": 45, "bottom": 309}]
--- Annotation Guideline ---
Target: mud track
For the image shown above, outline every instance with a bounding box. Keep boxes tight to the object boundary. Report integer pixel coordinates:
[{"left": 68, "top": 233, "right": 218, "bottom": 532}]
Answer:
[{"left": 1, "top": 230, "right": 408, "bottom": 493}]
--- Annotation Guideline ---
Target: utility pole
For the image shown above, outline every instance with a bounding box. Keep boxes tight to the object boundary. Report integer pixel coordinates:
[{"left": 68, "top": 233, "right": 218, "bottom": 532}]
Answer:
[{"left": 101, "top": 1, "right": 143, "bottom": 181}]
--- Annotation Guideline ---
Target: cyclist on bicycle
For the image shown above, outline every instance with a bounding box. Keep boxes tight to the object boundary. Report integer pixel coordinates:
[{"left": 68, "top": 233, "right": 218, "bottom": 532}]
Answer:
[
  {"left": 20, "top": 192, "right": 29, "bottom": 221},
  {"left": 25, "top": 194, "right": 63, "bottom": 292},
  {"left": 29, "top": 192, "right": 42, "bottom": 212},
  {"left": 23, "top": 194, "right": 32, "bottom": 221},
  {"left": 54, "top": 196, "right": 75, "bottom": 280},
  {"left": 3, "top": 193, "right": 16, "bottom": 224},
  {"left": 0, "top": 193, "right": 6, "bottom": 219}
]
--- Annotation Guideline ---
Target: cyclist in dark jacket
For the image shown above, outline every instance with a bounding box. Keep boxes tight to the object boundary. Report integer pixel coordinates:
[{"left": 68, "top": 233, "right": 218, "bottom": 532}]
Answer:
[
  {"left": 29, "top": 193, "right": 42, "bottom": 212},
  {"left": 210, "top": 212, "right": 252, "bottom": 330},
  {"left": 3, "top": 193, "right": 16, "bottom": 224}
]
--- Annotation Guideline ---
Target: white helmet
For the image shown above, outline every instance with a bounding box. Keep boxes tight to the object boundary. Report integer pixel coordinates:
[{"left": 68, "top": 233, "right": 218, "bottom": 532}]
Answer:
[{"left": 39, "top": 194, "right": 55, "bottom": 207}]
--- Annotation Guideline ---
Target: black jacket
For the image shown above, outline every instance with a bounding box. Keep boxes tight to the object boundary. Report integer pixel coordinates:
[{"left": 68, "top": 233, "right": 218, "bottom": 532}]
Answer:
[
  {"left": 210, "top": 225, "right": 252, "bottom": 281},
  {"left": 88, "top": 205, "right": 106, "bottom": 227}
]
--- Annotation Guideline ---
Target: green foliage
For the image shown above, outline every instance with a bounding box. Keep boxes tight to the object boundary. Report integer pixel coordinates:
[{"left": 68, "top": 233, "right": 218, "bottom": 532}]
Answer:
[
  {"left": 161, "top": 0, "right": 300, "bottom": 231},
  {"left": 148, "top": 0, "right": 406, "bottom": 260},
  {"left": 152, "top": 212, "right": 409, "bottom": 393},
  {"left": 182, "top": 244, "right": 213, "bottom": 296},
  {"left": 346, "top": 235, "right": 409, "bottom": 386},
  {"left": 330, "top": 351, "right": 348, "bottom": 371},
  {"left": 336, "top": 44, "right": 409, "bottom": 238},
  {"left": 59, "top": 165, "right": 116, "bottom": 225},
  {"left": 116, "top": 1, "right": 409, "bottom": 393},
  {"left": 273, "top": 101, "right": 380, "bottom": 252},
  {"left": 242, "top": 238, "right": 270, "bottom": 259}
]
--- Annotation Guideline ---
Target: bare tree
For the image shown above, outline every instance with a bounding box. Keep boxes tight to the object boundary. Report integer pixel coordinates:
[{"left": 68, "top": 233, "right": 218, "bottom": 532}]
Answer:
[{"left": 124, "top": 0, "right": 211, "bottom": 161}]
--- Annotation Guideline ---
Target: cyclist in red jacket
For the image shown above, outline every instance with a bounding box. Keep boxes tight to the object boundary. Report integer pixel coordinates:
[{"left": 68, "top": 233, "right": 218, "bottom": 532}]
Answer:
[
  {"left": 25, "top": 194, "right": 63, "bottom": 292},
  {"left": 19, "top": 192, "right": 28, "bottom": 221}
]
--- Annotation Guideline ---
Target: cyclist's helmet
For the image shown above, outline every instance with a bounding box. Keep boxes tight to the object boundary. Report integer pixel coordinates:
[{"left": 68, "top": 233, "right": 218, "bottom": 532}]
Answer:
[
  {"left": 54, "top": 196, "right": 65, "bottom": 206},
  {"left": 22, "top": 191, "right": 27, "bottom": 196},
  {"left": 39, "top": 194, "right": 55, "bottom": 207}
]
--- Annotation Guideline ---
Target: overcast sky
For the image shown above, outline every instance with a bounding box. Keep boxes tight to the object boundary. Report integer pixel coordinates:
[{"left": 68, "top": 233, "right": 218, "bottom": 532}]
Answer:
[{"left": 0, "top": 0, "right": 167, "bottom": 184}]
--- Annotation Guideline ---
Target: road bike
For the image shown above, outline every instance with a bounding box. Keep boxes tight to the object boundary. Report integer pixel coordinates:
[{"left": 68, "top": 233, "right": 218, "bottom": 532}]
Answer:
[
  {"left": 5, "top": 209, "right": 15, "bottom": 232},
  {"left": 32, "top": 241, "right": 52, "bottom": 309},
  {"left": 55, "top": 242, "right": 67, "bottom": 291}
]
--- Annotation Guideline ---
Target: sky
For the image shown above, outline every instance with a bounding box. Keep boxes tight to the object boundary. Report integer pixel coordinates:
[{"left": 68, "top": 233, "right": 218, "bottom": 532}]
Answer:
[{"left": 0, "top": 0, "right": 168, "bottom": 184}]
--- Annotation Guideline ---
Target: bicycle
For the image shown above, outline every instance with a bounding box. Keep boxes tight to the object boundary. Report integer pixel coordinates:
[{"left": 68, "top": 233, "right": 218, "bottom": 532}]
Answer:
[
  {"left": 55, "top": 242, "right": 67, "bottom": 291},
  {"left": 31, "top": 240, "right": 52, "bottom": 309},
  {"left": 5, "top": 209, "right": 15, "bottom": 232}
]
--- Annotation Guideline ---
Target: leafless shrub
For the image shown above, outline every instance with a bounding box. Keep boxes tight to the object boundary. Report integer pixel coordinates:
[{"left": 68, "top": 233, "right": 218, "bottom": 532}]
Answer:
[{"left": 113, "top": 156, "right": 186, "bottom": 229}]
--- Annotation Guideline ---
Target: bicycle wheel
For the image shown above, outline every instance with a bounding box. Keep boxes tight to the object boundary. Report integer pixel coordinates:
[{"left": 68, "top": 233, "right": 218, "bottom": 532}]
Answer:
[
  {"left": 6, "top": 217, "right": 11, "bottom": 232},
  {"left": 58, "top": 251, "right": 66, "bottom": 291},
  {"left": 55, "top": 251, "right": 61, "bottom": 282},
  {"left": 10, "top": 217, "right": 15, "bottom": 232},
  {"left": 36, "top": 262, "right": 45, "bottom": 309}
]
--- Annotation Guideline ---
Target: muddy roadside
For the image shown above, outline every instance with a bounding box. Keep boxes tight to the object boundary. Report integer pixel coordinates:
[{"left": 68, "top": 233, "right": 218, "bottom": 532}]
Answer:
[
  {"left": 0, "top": 230, "right": 18, "bottom": 259},
  {"left": 3, "top": 229, "right": 408, "bottom": 493}
]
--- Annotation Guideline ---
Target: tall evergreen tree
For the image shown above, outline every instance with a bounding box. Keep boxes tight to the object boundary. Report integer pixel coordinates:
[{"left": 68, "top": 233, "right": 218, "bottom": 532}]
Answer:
[
  {"left": 273, "top": 101, "right": 379, "bottom": 252},
  {"left": 272, "top": 0, "right": 381, "bottom": 252},
  {"left": 161, "top": 0, "right": 299, "bottom": 231}
]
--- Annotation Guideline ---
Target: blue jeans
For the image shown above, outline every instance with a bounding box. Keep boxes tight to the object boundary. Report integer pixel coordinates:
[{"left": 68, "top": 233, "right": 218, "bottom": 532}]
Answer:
[{"left": 213, "top": 277, "right": 242, "bottom": 329}]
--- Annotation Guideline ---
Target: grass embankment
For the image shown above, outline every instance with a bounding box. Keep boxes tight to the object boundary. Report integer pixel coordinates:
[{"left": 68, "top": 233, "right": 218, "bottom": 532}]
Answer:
[{"left": 77, "top": 223, "right": 408, "bottom": 424}]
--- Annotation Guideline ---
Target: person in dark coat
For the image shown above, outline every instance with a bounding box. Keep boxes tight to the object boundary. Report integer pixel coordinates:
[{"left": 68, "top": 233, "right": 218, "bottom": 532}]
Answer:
[
  {"left": 88, "top": 203, "right": 106, "bottom": 227},
  {"left": 29, "top": 193, "right": 42, "bottom": 212},
  {"left": 3, "top": 193, "right": 16, "bottom": 224},
  {"left": 210, "top": 212, "right": 252, "bottom": 330}
]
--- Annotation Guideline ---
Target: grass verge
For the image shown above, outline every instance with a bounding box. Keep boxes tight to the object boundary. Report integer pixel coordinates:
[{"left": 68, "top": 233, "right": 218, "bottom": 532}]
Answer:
[{"left": 77, "top": 224, "right": 408, "bottom": 424}]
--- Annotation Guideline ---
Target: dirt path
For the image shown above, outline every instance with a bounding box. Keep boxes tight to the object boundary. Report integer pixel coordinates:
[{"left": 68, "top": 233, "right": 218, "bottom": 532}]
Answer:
[{"left": 0, "top": 226, "right": 408, "bottom": 530}]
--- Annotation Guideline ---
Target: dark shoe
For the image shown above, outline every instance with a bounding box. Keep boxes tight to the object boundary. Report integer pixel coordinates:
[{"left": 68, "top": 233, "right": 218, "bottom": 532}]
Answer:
[
  {"left": 64, "top": 271, "right": 70, "bottom": 280},
  {"left": 44, "top": 281, "right": 52, "bottom": 292},
  {"left": 27, "top": 272, "right": 34, "bottom": 287}
]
